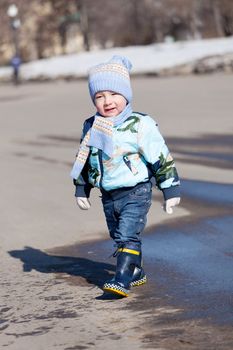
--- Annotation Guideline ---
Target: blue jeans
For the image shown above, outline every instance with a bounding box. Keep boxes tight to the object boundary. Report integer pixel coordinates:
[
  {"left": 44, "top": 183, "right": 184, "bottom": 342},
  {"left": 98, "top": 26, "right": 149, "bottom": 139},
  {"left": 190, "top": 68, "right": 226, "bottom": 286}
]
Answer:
[{"left": 101, "top": 182, "right": 152, "bottom": 244}]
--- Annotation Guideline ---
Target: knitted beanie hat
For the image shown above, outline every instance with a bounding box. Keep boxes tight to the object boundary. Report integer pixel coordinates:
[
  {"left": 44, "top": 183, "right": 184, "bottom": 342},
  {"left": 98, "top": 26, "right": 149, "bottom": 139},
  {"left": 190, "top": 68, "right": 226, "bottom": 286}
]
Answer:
[{"left": 88, "top": 55, "right": 133, "bottom": 103}]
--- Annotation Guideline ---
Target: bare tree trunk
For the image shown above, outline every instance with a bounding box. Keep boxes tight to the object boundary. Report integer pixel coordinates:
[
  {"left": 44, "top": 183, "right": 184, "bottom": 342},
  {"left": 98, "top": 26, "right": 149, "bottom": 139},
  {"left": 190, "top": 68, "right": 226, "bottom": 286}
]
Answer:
[
  {"left": 154, "top": 21, "right": 164, "bottom": 42},
  {"left": 35, "top": 22, "right": 44, "bottom": 59},
  {"left": 212, "top": 0, "right": 225, "bottom": 37},
  {"left": 78, "top": 0, "right": 90, "bottom": 51},
  {"left": 58, "top": 22, "right": 67, "bottom": 54},
  {"left": 130, "top": 0, "right": 141, "bottom": 44},
  {"left": 191, "top": 0, "right": 202, "bottom": 39},
  {"left": 152, "top": 0, "right": 164, "bottom": 42}
]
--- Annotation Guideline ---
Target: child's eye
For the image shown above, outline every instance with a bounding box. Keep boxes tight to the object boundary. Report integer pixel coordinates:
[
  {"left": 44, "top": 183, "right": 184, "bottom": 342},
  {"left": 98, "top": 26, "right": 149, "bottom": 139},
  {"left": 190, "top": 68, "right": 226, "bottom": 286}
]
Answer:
[
  {"left": 111, "top": 92, "right": 117, "bottom": 96},
  {"left": 95, "top": 95, "right": 102, "bottom": 99}
]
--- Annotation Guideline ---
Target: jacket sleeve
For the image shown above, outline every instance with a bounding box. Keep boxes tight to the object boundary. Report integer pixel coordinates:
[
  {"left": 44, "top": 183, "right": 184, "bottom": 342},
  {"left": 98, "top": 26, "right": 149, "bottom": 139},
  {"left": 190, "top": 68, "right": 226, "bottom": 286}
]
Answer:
[
  {"left": 138, "top": 115, "right": 180, "bottom": 200},
  {"left": 73, "top": 163, "right": 93, "bottom": 198},
  {"left": 73, "top": 117, "right": 95, "bottom": 198}
]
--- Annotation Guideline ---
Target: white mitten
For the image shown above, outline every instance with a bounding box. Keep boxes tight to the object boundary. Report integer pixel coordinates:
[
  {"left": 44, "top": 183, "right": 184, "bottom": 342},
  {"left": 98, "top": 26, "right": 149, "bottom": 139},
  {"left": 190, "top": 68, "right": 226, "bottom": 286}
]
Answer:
[
  {"left": 163, "top": 197, "right": 180, "bottom": 214},
  {"left": 76, "top": 197, "right": 91, "bottom": 210}
]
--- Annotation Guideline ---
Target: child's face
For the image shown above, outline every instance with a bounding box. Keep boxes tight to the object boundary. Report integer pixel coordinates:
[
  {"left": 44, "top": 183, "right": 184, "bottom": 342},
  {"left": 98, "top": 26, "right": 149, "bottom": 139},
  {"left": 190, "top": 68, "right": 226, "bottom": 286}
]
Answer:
[{"left": 94, "top": 91, "right": 127, "bottom": 117}]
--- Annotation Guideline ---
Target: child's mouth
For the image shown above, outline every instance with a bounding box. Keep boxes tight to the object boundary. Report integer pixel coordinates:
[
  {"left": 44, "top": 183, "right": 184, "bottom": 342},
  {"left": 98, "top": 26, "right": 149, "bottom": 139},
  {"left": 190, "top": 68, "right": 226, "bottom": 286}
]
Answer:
[{"left": 105, "top": 107, "right": 116, "bottom": 112}]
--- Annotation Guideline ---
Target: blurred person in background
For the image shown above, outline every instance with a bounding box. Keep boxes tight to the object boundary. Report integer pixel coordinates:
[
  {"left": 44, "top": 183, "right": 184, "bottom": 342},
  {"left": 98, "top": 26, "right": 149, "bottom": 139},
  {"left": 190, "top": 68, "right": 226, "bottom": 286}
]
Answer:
[{"left": 11, "top": 55, "right": 21, "bottom": 85}]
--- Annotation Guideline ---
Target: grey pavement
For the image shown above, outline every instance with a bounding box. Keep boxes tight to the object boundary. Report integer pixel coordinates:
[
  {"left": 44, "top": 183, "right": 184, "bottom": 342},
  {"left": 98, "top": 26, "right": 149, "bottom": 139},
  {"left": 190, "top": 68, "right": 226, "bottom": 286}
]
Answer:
[{"left": 0, "top": 74, "right": 233, "bottom": 349}]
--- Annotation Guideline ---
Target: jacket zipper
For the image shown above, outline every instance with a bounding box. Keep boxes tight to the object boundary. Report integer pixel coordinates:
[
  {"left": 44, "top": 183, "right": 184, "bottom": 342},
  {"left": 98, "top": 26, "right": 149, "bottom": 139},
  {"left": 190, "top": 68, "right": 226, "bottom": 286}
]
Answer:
[{"left": 98, "top": 149, "right": 103, "bottom": 189}]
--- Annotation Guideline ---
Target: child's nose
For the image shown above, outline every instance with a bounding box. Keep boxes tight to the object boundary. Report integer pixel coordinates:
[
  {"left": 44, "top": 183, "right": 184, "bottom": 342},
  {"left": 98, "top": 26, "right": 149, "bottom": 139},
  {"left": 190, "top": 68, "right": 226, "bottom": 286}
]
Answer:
[{"left": 104, "top": 95, "right": 112, "bottom": 105}]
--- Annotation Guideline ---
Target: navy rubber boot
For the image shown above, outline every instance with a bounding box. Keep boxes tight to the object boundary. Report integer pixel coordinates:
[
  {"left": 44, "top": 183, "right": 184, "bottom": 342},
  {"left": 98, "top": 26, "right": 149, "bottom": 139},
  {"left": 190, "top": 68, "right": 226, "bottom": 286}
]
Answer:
[
  {"left": 130, "top": 265, "right": 147, "bottom": 287},
  {"left": 103, "top": 242, "right": 146, "bottom": 297}
]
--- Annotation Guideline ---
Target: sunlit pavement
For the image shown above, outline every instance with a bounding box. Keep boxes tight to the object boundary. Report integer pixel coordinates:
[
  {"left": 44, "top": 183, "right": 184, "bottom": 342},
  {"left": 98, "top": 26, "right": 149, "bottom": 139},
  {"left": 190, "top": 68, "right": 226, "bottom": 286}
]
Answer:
[{"left": 1, "top": 75, "right": 233, "bottom": 349}]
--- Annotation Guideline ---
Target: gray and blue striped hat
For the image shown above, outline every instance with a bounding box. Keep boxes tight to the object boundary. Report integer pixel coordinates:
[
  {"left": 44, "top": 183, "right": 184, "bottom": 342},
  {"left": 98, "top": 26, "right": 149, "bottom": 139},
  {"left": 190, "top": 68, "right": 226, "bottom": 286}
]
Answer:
[{"left": 88, "top": 55, "right": 133, "bottom": 103}]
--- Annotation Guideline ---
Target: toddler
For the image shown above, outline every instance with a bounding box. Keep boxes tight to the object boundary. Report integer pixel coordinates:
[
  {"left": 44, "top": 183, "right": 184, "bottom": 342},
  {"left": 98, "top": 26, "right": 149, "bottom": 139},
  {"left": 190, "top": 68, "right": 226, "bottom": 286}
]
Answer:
[{"left": 71, "top": 55, "right": 180, "bottom": 297}]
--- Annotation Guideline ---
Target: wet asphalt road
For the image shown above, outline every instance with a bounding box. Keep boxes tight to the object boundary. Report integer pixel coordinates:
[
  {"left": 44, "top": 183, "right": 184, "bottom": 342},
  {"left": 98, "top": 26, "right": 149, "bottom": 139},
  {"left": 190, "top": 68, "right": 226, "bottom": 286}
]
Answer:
[
  {"left": 65, "top": 107, "right": 233, "bottom": 328},
  {"left": 81, "top": 178, "right": 233, "bottom": 323},
  {"left": 2, "top": 75, "right": 233, "bottom": 349},
  {"left": 9, "top": 177, "right": 233, "bottom": 335},
  {"left": 41, "top": 177, "right": 233, "bottom": 328}
]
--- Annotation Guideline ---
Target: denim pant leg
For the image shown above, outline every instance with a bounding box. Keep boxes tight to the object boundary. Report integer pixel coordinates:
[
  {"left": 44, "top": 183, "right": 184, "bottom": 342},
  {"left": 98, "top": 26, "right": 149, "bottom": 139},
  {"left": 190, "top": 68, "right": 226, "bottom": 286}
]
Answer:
[
  {"left": 102, "top": 198, "right": 118, "bottom": 241},
  {"left": 102, "top": 182, "right": 152, "bottom": 244}
]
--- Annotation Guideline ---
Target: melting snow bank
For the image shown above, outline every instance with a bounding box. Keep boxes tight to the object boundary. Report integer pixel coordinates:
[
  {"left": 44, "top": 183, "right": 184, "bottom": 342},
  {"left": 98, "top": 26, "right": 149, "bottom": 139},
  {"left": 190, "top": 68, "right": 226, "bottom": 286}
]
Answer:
[{"left": 1, "top": 36, "right": 233, "bottom": 82}]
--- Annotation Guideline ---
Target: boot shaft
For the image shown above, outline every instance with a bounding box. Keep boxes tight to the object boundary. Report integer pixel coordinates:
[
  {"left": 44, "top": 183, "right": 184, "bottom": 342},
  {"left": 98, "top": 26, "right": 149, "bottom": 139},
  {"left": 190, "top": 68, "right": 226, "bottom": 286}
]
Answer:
[
  {"left": 103, "top": 242, "right": 146, "bottom": 297},
  {"left": 115, "top": 243, "right": 141, "bottom": 289}
]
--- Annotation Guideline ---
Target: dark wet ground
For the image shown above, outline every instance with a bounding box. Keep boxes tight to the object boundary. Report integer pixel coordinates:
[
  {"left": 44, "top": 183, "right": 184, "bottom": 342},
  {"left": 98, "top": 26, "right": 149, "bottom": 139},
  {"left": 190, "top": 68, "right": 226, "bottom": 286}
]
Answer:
[
  {"left": 58, "top": 179, "right": 233, "bottom": 321},
  {"left": 7, "top": 131, "right": 233, "bottom": 348},
  {"left": 9, "top": 178, "right": 233, "bottom": 326},
  {"left": 166, "top": 133, "right": 233, "bottom": 170}
]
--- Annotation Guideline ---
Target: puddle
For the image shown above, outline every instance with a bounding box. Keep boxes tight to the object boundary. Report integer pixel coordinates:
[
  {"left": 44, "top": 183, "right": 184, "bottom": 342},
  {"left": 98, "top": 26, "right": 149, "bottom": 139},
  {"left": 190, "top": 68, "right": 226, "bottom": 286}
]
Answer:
[{"left": 9, "top": 179, "right": 233, "bottom": 329}]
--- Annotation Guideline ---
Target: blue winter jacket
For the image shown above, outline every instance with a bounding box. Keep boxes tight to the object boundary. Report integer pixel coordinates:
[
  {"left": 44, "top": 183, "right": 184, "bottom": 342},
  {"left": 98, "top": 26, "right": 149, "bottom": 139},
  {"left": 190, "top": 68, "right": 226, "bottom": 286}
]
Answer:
[{"left": 74, "top": 112, "right": 180, "bottom": 200}]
